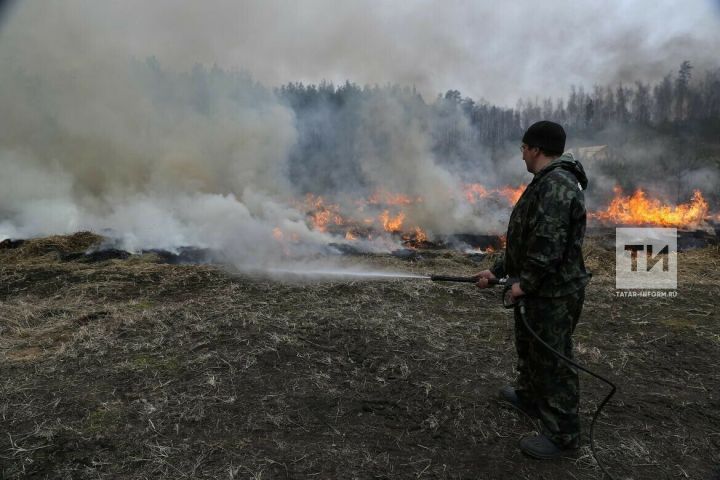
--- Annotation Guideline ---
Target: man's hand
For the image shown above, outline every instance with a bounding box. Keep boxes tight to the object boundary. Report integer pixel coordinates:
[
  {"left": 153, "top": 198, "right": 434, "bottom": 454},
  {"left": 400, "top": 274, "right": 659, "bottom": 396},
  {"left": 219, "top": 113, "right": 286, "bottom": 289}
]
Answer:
[
  {"left": 475, "top": 270, "right": 496, "bottom": 289},
  {"left": 510, "top": 282, "right": 525, "bottom": 301}
]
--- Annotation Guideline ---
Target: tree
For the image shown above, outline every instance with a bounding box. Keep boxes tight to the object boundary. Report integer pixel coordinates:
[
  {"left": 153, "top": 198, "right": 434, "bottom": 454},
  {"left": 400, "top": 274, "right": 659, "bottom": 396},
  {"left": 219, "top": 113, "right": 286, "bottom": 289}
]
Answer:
[
  {"left": 632, "top": 81, "right": 651, "bottom": 125},
  {"left": 615, "top": 83, "right": 630, "bottom": 123},
  {"left": 653, "top": 74, "right": 673, "bottom": 124},
  {"left": 674, "top": 60, "right": 693, "bottom": 121}
]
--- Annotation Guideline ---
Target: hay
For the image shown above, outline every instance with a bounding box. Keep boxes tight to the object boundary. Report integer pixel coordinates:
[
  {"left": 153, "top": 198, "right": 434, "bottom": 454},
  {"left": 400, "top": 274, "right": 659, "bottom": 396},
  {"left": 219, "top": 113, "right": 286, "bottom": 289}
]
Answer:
[
  {"left": 0, "top": 233, "right": 718, "bottom": 479},
  {"left": 1, "top": 231, "right": 104, "bottom": 264}
]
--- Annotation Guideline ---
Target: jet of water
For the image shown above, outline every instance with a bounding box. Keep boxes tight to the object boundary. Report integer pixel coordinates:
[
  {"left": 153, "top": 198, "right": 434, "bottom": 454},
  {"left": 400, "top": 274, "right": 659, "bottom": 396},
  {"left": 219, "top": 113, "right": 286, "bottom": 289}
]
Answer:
[{"left": 258, "top": 267, "right": 429, "bottom": 281}]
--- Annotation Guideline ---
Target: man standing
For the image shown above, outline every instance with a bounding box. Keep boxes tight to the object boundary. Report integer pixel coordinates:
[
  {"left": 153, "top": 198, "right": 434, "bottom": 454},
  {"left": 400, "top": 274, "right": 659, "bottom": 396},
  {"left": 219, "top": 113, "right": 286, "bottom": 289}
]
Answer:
[{"left": 477, "top": 121, "right": 591, "bottom": 459}]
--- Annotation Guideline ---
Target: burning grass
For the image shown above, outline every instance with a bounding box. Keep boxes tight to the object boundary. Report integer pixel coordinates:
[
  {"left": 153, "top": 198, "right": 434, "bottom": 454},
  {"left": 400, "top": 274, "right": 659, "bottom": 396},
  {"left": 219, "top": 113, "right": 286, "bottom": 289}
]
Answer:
[
  {"left": 1, "top": 233, "right": 719, "bottom": 479},
  {"left": 590, "top": 187, "right": 711, "bottom": 228}
]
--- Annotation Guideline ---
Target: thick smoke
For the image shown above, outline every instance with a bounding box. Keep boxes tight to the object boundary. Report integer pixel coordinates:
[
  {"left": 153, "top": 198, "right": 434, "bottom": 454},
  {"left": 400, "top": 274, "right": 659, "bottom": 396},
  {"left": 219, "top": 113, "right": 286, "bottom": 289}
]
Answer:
[
  {"left": 0, "top": 56, "right": 337, "bottom": 264},
  {"left": 0, "top": 1, "right": 717, "bottom": 263},
  {"left": 3, "top": 2, "right": 718, "bottom": 105},
  {"left": 0, "top": 2, "right": 502, "bottom": 263}
]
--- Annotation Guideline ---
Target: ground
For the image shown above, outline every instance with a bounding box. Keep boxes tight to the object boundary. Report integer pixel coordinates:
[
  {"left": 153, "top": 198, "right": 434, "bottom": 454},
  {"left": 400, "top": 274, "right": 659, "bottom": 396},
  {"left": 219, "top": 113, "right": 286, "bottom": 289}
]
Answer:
[{"left": 1, "top": 232, "right": 719, "bottom": 479}]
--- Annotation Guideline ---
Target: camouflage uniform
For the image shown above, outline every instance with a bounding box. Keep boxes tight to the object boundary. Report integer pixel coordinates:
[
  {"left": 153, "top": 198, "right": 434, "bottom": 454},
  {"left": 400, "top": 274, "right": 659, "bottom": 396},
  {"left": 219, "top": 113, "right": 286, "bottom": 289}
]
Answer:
[{"left": 491, "top": 152, "right": 591, "bottom": 447}]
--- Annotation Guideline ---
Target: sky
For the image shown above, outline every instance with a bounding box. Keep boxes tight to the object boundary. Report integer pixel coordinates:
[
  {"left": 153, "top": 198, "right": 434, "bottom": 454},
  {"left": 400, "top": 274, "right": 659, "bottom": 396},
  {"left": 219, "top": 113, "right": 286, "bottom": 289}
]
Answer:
[{"left": 1, "top": 0, "right": 719, "bottom": 106}]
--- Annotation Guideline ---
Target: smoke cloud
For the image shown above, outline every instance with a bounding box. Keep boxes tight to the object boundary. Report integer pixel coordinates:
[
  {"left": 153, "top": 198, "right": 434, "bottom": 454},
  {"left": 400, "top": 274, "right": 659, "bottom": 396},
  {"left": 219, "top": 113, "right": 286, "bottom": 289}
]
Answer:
[
  {"left": 0, "top": 1, "right": 717, "bottom": 263},
  {"left": 3, "top": 1, "right": 718, "bottom": 105}
]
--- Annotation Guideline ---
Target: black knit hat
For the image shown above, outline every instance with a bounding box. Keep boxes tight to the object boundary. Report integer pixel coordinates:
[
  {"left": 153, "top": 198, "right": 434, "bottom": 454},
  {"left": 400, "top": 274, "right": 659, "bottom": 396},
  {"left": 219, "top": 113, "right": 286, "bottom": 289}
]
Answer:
[{"left": 522, "top": 121, "right": 566, "bottom": 155}]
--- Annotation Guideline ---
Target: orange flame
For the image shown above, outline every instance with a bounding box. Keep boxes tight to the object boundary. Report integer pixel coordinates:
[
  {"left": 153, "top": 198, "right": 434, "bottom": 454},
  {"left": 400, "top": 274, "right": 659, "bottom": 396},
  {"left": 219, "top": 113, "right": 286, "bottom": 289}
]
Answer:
[
  {"left": 272, "top": 227, "right": 291, "bottom": 256},
  {"left": 463, "top": 184, "right": 491, "bottom": 203},
  {"left": 591, "top": 187, "right": 709, "bottom": 228},
  {"left": 497, "top": 184, "right": 526, "bottom": 205},
  {"left": 345, "top": 231, "right": 357, "bottom": 241},
  {"left": 304, "top": 194, "right": 345, "bottom": 232},
  {"left": 379, "top": 210, "right": 405, "bottom": 232},
  {"left": 463, "top": 183, "right": 526, "bottom": 205}
]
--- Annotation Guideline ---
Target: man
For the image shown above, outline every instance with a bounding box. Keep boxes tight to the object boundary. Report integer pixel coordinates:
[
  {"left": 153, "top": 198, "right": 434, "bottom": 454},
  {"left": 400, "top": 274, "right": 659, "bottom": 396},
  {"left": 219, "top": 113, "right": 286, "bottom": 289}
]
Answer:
[{"left": 476, "top": 120, "right": 591, "bottom": 459}]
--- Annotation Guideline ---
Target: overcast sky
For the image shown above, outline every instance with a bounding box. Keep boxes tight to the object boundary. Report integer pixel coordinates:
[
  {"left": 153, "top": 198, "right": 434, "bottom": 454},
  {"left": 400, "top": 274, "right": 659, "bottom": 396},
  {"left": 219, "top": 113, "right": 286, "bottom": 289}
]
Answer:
[{"left": 2, "top": 0, "right": 719, "bottom": 106}]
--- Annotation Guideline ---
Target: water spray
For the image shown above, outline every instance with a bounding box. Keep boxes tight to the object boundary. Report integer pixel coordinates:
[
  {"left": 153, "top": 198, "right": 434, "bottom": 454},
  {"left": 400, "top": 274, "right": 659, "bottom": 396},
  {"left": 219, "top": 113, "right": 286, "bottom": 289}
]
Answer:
[{"left": 259, "top": 267, "right": 430, "bottom": 281}]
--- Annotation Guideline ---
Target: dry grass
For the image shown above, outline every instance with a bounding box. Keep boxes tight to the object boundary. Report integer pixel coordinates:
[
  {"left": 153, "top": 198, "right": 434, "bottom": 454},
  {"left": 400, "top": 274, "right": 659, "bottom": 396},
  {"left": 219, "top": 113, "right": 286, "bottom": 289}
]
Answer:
[{"left": 1, "top": 232, "right": 719, "bottom": 479}]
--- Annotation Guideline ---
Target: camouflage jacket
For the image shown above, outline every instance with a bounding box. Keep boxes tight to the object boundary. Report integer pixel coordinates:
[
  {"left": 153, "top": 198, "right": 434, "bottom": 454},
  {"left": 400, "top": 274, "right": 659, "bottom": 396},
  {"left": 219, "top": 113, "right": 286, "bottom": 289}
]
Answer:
[{"left": 491, "top": 153, "right": 591, "bottom": 297}]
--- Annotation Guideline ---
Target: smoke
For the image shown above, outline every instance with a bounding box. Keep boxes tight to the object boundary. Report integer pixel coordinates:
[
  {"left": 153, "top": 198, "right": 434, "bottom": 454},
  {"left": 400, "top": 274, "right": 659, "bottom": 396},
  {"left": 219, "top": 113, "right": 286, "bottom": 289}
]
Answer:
[
  {"left": 0, "top": 8, "right": 321, "bottom": 263},
  {"left": 0, "top": 1, "right": 514, "bottom": 259},
  {"left": 0, "top": 1, "right": 717, "bottom": 263},
  {"left": 3, "top": 2, "right": 718, "bottom": 105}
]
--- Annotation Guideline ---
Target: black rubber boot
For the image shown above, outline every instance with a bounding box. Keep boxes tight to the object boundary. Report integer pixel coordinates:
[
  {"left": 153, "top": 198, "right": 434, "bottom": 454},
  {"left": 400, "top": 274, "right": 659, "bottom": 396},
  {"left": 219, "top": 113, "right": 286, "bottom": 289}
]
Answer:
[
  {"left": 498, "top": 386, "right": 539, "bottom": 419},
  {"left": 519, "top": 434, "right": 578, "bottom": 460}
]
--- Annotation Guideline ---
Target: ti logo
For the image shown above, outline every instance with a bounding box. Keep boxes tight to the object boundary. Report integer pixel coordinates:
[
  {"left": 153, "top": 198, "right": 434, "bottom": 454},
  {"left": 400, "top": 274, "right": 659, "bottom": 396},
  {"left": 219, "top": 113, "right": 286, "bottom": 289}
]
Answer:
[
  {"left": 616, "top": 228, "right": 677, "bottom": 289},
  {"left": 623, "top": 244, "right": 670, "bottom": 272}
]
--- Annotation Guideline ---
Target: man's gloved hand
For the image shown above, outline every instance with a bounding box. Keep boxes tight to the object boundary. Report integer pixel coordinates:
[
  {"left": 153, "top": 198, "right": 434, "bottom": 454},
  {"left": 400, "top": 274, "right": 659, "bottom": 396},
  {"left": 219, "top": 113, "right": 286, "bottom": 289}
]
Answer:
[{"left": 475, "top": 270, "right": 496, "bottom": 289}]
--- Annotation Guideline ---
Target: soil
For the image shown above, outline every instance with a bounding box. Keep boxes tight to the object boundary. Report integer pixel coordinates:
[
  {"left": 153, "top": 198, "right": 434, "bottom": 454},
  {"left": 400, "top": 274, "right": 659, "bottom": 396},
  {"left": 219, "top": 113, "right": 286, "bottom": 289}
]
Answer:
[{"left": 1, "top": 232, "right": 719, "bottom": 479}]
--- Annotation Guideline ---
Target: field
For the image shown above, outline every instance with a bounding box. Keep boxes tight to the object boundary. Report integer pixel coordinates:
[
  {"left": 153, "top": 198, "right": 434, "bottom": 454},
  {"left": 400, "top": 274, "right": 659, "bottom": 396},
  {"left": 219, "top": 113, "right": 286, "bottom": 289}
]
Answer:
[{"left": 1, "top": 232, "right": 719, "bottom": 479}]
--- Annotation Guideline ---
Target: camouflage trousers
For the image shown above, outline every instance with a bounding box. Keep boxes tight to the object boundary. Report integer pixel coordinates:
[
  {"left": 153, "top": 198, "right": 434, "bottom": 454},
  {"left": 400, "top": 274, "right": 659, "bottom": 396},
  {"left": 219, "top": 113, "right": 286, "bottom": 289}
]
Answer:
[{"left": 513, "top": 289, "right": 585, "bottom": 447}]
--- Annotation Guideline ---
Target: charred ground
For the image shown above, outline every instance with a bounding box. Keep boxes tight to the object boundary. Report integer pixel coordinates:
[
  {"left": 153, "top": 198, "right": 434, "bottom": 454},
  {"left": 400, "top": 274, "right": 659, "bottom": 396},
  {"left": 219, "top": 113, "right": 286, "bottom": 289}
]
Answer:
[{"left": 1, "top": 233, "right": 719, "bottom": 479}]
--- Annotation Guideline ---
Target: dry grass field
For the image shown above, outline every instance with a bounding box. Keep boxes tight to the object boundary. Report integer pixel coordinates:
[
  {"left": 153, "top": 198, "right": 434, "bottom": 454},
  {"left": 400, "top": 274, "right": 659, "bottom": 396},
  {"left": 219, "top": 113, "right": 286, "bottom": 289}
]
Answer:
[{"left": 1, "top": 232, "right": 719, "bottom": 479}]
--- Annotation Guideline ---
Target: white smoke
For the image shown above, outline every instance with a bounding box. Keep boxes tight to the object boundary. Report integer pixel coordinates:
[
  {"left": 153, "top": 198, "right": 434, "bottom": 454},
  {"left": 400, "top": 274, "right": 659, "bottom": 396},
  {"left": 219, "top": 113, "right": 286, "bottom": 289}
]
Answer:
[
  {"left": 3, "top": 1, "right": 718, "bottom": 106},
  {"left": 0, "top": 1, "right": 716, "bottom": 260}
]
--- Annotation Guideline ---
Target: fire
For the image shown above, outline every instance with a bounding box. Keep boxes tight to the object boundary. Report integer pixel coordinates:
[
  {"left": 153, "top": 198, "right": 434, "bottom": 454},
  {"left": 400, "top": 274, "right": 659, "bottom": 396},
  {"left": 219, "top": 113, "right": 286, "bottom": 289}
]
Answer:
[
  {"left": 272, "top": 227, "right": 292, "bottom": 256},
  {"left": 497, "top": 184, "right": 526, "bottom": 205},
  {"left": 463, "top": 183, "right": 526, "bottom": 205},
  {"left": 463, "top": 184, "right": 491, "bottom": 203},
  {"left": 379, "top": 210, "right": 405, "bottom": 232},
  {"left": 304, "top": 194, "right": 345, "bottom": 232},
  {"left": 345, "top": 231, "right": 357, "bottom": 241},
  {"left": 413, "top": 227, "right": 427, "bottom": 243},
  {"left": 591, "top": 187, "right": 710, "bottom": 228}
]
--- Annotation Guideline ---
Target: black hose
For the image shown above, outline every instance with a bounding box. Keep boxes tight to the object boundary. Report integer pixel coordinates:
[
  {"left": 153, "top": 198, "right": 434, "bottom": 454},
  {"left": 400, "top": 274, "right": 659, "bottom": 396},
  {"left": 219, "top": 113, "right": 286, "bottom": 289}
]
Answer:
[
  {"left": 429, "top": 274, "right": 617, "bottom": 477},
  {"left": 430, "top": 275, "right": 502, "bottom": 285},
  {"left": 516, "top": 299, "right": 617, "bottom": 479}
]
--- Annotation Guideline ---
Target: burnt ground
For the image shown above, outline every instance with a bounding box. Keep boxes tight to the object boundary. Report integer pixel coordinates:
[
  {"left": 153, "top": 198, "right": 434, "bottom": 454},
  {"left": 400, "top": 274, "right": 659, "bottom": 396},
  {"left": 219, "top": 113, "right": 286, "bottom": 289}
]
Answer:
[{"left": 1, "top": 232, "right": 719, "bottom": 479}]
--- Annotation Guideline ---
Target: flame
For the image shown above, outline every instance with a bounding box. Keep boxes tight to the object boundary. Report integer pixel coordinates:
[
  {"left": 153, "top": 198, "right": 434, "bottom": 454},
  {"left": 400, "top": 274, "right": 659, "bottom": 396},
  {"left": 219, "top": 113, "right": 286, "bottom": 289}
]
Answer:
[
  {"left": 304, "top": 194, "right": 345, "bottom": 232},
  {"left": 401, "top": 227, "right": 428, "bottom": 245},
  {"left": 379, "top": 210, "right": 405, "bottom": 232},
  {"left": 497, "top": 184, "right": 526, "bottom": 205},
  {"left": 463, "top": 184, "right": 491, "bottom": 203},
  {"left": 345, "top": 231, "right": 357, "bottom": 241},
  {"left": 272, "top": 227, "right": 291, "bottom": 256},
  {"left": 463, "top": 183, "right": 526, "bottom": 205},
  {"left": 591, "top": 187, "right": 710, "bottom": 228}
]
